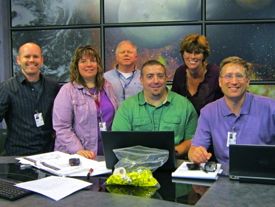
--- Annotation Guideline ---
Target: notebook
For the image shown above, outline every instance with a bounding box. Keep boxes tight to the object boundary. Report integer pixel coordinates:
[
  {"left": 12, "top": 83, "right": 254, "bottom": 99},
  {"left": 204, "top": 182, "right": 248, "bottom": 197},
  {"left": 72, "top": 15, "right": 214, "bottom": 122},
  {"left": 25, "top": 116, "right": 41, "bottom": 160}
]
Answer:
[
  {"left": 229, "top": 144, "right": 275, "bottom": 184},
  {"left": 101, "top": 131, "right": 176, "bottom": 171},
  {"left": 172, "top": 161, "right": 222, "bottom": 180}
]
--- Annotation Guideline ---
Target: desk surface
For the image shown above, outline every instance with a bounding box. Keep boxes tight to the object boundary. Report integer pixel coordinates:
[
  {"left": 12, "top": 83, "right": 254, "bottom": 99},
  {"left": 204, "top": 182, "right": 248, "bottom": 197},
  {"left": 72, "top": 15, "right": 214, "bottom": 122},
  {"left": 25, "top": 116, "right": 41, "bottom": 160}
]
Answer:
[{"left": 0, "top": 156, "right": 275, "bottom": 207}]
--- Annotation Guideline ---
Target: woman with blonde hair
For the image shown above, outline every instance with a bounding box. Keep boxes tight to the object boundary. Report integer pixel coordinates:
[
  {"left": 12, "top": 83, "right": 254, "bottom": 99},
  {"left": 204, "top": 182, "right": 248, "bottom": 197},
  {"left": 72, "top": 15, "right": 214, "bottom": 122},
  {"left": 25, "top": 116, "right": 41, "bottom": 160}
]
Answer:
[{"left": 172, "top": 33, "right": 223, "bottom": 115}]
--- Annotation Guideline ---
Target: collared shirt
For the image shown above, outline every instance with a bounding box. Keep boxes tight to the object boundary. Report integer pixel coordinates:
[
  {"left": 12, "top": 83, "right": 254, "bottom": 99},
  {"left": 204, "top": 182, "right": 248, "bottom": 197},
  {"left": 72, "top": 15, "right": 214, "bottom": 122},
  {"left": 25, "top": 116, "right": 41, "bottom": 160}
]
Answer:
[
  {"left": 0, "top": 71, "right": 60, "bottom": 156},
  {"left": 104, "top": 68, "right": 143, "bottom": 105},
  {"left": 53, "top": 80, "right": 118, "bottom": 155},
  {"left": 112, "top": 90, "right": 198, "bottom": 144},
  {"left": 172, "top": 63, "right": 223, "bottom": 115},
  {"left": 192, "top": 92, "right": 275, "bottom": 173}
]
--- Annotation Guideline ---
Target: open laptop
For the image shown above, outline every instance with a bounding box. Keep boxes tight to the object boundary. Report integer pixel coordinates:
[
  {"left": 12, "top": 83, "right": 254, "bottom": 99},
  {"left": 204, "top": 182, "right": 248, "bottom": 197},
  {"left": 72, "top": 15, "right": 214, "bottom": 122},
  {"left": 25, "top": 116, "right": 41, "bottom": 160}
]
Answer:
[
  {"left": 101, "top": 131, "right": 176, "bottom": 171},
  {"left": 229, "top": 144, "right": 275, "bottom": 184}
]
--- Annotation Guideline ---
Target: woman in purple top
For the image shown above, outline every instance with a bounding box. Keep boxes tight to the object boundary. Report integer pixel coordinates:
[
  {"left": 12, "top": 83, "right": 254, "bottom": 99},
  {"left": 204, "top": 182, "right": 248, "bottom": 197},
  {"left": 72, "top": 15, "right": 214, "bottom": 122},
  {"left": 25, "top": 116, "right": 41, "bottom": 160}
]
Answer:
[
  {"left": 53, "top": 45, "right": 118, "bottom": 159},
  {"left": 172, "top": 34, "right": 223, "bottom": 115}
]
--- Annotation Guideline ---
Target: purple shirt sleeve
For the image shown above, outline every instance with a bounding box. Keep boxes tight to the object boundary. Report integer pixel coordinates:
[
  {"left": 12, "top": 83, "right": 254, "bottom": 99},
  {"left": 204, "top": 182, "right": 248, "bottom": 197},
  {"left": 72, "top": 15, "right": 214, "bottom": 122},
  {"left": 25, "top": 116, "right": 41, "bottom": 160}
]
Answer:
[{"left": 53, "top": 83, "right": 84, "bottom": 154}]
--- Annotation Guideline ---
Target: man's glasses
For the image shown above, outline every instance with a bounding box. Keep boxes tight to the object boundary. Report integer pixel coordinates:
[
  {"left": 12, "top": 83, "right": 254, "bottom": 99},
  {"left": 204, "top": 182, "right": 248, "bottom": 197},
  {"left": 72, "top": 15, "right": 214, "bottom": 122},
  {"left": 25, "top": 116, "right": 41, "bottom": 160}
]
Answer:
[
  {"left": 220, "top": 73, "right": 246, "bottom": 81},
  {"left": 203, "top": 161, "right": 217, "bottom": 173},
  {"left": 187, "top": 161, "right": 217, "bottom": 173}
]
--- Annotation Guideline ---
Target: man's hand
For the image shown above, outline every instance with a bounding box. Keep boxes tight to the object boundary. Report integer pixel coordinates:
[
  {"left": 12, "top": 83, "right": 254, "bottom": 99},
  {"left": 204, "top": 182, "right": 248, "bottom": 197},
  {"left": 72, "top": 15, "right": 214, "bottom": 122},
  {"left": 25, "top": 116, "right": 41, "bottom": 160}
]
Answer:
[
  {"left": 175, "top": 140, "right": 191, "bottom": 156},
  {"left": 188, "top": 145, "right": 212, "bottom": 163}
]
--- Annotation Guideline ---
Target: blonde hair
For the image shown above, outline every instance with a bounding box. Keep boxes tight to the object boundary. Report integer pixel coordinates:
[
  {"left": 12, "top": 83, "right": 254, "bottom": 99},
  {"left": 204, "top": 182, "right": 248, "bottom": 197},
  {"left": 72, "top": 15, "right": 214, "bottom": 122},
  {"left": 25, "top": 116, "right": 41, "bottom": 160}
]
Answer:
[
  {"left": 180, "top": 33, "right": 210, "bottom": 61},
  {"left": 220, "top": 56, "right": 253, "bottom": 79}
]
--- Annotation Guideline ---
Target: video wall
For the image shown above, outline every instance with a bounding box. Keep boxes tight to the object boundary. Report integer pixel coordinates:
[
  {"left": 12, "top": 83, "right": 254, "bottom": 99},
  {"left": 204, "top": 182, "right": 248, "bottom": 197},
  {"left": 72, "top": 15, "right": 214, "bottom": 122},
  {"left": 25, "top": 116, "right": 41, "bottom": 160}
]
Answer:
[{"left": 11, "top": 0, "right": 275, "bottom": 98}]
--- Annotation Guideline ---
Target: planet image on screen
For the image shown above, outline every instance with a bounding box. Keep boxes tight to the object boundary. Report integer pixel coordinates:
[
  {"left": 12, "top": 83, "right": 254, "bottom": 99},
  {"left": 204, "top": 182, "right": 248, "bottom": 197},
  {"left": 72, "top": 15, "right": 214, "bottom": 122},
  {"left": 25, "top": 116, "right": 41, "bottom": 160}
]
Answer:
[
  {"left": 118, "top": 0, "right": 199, "bottom": 48},
  {"left": 235, "top": 0, "right": 272, "bottom": 10}
]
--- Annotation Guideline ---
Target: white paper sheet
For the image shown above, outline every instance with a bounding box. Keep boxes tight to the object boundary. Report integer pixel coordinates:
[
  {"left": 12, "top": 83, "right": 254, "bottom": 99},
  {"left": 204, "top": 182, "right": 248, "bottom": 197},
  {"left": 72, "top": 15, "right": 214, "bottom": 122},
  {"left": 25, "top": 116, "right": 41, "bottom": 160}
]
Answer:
[{"left": 15, "top": 176, "right": 92, "bottom": 201}]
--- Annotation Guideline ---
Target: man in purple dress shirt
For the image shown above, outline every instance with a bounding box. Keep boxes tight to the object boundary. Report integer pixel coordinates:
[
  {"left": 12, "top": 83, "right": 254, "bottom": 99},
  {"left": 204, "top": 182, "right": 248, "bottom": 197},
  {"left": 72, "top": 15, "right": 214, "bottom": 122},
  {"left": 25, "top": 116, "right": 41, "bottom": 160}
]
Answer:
[{"left": 188, "top": 56, "right": 275, "bottom": 174}]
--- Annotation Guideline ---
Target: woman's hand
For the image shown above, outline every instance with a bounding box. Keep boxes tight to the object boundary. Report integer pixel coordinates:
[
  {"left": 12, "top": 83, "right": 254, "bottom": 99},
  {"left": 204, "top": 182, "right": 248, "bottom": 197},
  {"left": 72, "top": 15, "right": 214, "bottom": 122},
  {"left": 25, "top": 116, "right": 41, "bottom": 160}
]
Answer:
[{"left": 77, "top": 150, "right": 96, "bottom": 159}]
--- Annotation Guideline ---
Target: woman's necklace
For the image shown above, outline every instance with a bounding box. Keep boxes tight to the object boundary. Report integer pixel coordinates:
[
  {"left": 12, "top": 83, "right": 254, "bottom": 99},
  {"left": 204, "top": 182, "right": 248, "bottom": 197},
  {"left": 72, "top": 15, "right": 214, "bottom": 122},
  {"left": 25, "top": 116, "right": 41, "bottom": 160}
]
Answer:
[{"left": 89, "top": 87, "right": 98, "bottom": 99}]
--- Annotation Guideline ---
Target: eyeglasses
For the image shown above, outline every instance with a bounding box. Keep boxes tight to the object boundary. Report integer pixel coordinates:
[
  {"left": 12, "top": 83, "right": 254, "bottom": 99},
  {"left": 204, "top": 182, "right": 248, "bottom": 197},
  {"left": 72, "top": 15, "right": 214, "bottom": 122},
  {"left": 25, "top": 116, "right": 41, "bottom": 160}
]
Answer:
[
  {"left": 203, "top": 161, "right": 217, "bottom": 173},
  {"left": 220, "top": 73, "right": 246, "bottom": 81},
  {"left": 186, "top": 161, "right": 217, "bottom": 173}
]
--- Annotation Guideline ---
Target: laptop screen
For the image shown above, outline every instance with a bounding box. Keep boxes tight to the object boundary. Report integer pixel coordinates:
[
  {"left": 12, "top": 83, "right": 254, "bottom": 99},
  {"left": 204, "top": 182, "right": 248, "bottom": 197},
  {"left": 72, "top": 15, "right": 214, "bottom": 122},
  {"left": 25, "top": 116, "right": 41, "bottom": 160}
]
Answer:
[
  {"left": 0, "top": 163, "right": 41, "bottom": 183},
  {"left": 102, "top": 131, "right": 176, "bottom": 171},
  {"left": 229, "top": 144, "right": 275, "bottom": 183}
]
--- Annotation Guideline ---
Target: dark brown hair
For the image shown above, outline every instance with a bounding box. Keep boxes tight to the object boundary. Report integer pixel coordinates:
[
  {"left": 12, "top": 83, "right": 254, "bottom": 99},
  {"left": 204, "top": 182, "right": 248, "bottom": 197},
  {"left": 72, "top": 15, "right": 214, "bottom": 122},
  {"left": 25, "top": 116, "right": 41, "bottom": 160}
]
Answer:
[
  {"left": 140, "top": 59, "right": 166, "bottom": 76},
  {"left": 70, "top": 45, "right": 104, "bottom": 90}
]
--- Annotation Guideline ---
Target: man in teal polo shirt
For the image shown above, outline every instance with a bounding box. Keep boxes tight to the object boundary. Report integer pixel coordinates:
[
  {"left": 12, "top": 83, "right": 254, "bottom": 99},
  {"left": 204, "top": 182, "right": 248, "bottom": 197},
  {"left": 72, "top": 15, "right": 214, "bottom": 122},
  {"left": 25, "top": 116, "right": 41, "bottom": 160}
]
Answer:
[{"left": 112, "top": 60, "right": 198, "bottom": 156}]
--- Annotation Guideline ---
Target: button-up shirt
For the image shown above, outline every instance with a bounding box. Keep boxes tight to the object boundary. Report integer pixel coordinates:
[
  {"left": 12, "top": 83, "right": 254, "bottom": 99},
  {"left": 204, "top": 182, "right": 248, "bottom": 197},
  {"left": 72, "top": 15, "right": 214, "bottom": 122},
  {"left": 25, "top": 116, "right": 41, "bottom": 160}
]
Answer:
[
  {"left": 112, "top": 90, "right": 198, "bottom": 144},
  {"left": 0, "top": 71, "right": 60, "bottom": 155}
]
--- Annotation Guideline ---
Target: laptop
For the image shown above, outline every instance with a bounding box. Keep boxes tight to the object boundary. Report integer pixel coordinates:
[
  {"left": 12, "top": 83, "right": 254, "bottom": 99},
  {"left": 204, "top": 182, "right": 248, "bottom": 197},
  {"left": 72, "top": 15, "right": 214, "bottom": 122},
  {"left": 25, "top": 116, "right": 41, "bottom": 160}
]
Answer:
[
  {"left": 101, "top": 131, "right": 176, "bottom": 171},
  {"left": 229, "top": 144, "right": 275, "bottom": 184},
  {"left": 0, "top": 163, "right": 42, "bottom": 200}
]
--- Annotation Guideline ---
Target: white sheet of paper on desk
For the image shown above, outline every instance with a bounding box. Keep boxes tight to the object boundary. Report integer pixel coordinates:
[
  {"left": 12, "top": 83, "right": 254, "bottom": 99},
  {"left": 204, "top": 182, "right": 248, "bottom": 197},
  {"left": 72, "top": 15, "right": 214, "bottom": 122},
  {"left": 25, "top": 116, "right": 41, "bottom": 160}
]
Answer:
[
  {"left": 171, "top": 162, "right": 222, "bottom": 180},
  {"left": 70, "top": 160, "right": 111, "bottom": 176},
  {"left": 16, "top": 151, "right": 111, "bottom": 177},
  {"left": 15, "top": 176, "right": 92, "bottom": 201}
]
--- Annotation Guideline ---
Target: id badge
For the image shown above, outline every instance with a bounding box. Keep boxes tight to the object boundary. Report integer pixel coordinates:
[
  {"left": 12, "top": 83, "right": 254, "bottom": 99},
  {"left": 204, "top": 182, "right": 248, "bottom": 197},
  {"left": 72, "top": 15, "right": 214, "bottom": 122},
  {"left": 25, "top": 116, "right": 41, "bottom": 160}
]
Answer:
[
  {"left": 34, "top": 112, "right": 44, "bottom": 127},
  {"left": 99, "top": 122, "right": 107, "bottom": 131},
  {"left": 226, "top": 131, "right": 237, "bottom": 147}
]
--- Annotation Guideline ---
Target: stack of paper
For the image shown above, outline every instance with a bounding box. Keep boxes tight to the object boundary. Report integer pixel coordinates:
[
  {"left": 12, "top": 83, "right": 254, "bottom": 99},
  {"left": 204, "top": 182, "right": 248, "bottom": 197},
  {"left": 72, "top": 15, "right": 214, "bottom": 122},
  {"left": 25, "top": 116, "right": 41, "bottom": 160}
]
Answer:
[
  {"left": 17, "top": 151, "right": 112, "bottom": 177},
  {"left": 172, "top": 161, "right": 222, "bottom": 180}
]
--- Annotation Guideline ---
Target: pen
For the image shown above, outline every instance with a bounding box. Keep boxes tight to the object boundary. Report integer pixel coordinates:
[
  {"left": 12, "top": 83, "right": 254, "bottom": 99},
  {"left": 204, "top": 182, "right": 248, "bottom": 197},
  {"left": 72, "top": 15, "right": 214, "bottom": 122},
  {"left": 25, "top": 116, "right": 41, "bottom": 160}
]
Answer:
[
  {"left": 23, "top": 157, "right": 37, "bottom": 165},
  {"left": 87, "top": 168, "right": 94, "bottom": 180},
  {"left": 40, "top": 162, "right": 60, "bottom": 171}
]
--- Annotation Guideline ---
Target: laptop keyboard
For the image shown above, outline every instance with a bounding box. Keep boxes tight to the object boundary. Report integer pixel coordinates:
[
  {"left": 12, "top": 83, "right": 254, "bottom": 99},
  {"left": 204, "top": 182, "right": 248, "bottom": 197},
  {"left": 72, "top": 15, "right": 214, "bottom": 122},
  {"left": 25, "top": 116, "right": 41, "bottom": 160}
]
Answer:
[{"left": 0, "top": 179, "right": 33, "bottom": 201}]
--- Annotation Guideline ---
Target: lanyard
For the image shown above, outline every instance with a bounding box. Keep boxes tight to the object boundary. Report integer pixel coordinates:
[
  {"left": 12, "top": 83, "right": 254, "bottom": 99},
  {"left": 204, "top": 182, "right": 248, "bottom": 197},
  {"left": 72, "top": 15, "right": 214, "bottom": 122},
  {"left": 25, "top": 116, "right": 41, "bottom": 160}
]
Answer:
[
  {"left": 89, "top": 88, "right": 107, "bottom": 132},
  {"left": 93, "top": 93, "right": 100, "bottom": 110},
  {"left": 90, "top": 89, "right": 103, "bottom": 122},
  {"left": 115, "top": 70, "right": 135, "bottom": 100},
  {"left": 26, "top": 78, "right": 43, "bottom": 113}
]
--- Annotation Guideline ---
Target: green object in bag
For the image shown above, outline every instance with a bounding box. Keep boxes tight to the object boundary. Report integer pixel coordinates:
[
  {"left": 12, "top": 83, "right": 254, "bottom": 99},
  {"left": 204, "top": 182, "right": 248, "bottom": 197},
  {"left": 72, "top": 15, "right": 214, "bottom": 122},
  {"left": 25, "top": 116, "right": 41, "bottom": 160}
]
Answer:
[{"left": 106, "top": 167, "right": 159, "bottom": 187}]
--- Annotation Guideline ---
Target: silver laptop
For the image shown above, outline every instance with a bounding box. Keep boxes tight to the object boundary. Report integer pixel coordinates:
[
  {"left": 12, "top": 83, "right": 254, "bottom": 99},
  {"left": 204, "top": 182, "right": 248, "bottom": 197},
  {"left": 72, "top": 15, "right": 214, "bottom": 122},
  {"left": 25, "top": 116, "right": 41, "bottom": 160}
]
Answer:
[{"left": 229, "top": 144, "right": 275, "bottom": 184}]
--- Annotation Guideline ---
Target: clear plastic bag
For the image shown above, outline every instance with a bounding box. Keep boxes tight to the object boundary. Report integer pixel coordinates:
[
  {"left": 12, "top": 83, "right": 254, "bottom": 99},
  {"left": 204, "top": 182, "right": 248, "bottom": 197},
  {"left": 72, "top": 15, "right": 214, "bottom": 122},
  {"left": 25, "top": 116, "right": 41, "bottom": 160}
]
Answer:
[
  {"left": 105, "top": 146, "right": 169, "bottom": 187},
  {"left": 113, "top": 145, "right": 169, "bottom": 171}
]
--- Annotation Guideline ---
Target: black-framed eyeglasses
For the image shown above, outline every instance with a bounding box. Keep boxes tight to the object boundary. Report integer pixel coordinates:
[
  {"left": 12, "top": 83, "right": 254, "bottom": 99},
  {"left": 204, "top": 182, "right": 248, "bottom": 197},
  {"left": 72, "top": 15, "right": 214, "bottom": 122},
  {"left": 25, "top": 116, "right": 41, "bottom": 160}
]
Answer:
[
  {"left": 203, "top": 161, "right": 217, "bottom": 172},
  {"left": 187, "top": 161, "right": 217, "bottom": 173}
]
